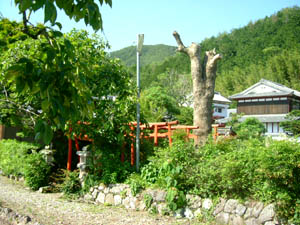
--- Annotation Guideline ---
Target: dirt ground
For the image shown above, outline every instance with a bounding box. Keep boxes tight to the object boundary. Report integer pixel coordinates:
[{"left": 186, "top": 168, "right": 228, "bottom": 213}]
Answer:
[{"left": 0, "top": 176, "right": 198, "bottom": 225}]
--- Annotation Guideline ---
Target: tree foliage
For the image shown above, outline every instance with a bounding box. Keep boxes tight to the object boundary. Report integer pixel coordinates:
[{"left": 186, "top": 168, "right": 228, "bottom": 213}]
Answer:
[
  {"left": 140, "top": 86, "right": 180, "bottom": 122},
  {"left": 233, "top": 117, "right": 266, "bottom": 140},
  {"left": 0, "top": 18, "right": 135, "bottom": 145},
  {"left": 280, "top": 110, "right": 300, "bottom": 136},
  {"left": 14, "top": 0, "right": 112, "bottom": 31}
]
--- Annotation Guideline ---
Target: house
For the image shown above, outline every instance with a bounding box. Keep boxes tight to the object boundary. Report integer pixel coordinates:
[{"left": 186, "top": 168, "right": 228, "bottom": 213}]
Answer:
[
  {"left": 213, "top": 92, "right": 231, "bottom": 120},
  {"left": 184, "top": 92, "right": 231, "bottom": 120},
  {"left": 229, "top": 79, "right": 300, "bottom": 137}
]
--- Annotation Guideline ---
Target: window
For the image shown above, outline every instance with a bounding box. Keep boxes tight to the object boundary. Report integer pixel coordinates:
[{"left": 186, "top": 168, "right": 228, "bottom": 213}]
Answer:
[{"left": 214, "top": 107, "right": 222, "bottom": 113}]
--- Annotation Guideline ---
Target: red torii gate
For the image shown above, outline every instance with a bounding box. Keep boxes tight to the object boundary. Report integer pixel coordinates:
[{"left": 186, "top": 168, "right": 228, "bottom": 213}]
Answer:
[
  {"left": 126, "top": 121, "right": 199, "bottom": 166},
  {"left": 67, "top": 121, "right": 200, "bottom": 170}
]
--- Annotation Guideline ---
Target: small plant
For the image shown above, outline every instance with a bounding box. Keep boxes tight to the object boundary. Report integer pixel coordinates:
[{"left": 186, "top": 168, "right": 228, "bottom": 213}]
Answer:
[
  {"left": 165, "top": 187, "right": 186, "bottom": 211},
  {"left": 120, "top": 190, "right": 127, "bottom": 199},
  {"left": 23, "top": 153, "right": 51, "bottom": 190},
  {"left": 125, "top": 173, "right": 146, "bottom": 196},
  {"left": 88, "top": 147, "right": 134, "bottom": 185},
  {"left": 143, "top": 194, "right": 153, "bottom": 209},
  {"left": 60, "top": 170, "right": 81, "bottom": 196},
  {"left": 81, "top": 174, "right": 101, "bottom": 193},
  {"left": 149, "top": 205, "right": 158, "bottom": 215}
]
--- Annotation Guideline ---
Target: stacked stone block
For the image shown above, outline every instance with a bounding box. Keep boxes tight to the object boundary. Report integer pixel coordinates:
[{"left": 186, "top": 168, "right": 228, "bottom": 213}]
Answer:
[{"left": 84, "top": 184, "right": 278, "bottom": 225}]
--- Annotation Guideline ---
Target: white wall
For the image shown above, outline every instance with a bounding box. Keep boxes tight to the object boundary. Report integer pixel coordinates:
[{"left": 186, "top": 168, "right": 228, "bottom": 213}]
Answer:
[{"left": 213, "top": 103, "right": 229, "bottom": 118}]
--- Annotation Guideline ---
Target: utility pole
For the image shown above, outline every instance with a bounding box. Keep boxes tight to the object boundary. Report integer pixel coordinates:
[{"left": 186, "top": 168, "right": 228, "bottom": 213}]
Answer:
[{"left": 136, "top": 34, "right": 144, "bottom": 172}]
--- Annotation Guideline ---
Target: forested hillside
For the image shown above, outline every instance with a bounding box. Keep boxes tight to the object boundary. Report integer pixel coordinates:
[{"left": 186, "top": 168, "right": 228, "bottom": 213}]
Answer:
[
  {"left": 110, "top": 44, "right": 176, "bottom": 66},
  {"left": 126, "top": 6, "right": 300, "bottom": 98},
  {"left": 210, "top": 6, "right": 300, "bottom": 96},
  {"left": 113, "top": 7, "right": 300, "bottom": 123}
]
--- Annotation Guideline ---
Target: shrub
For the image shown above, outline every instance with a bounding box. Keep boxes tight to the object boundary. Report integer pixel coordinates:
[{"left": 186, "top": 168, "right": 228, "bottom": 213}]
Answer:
[
  {"left": 140, "top": 139, "right": 197, "bottom": 191},
  {"left": 165, "top": 187, "right": 186, "bottom": 211},
  {"left": 233, "top": 117, "right": 266, "bottom": 139},
  {"left": 87, "top": 146, "right": 134, "bottom": 185},
  {"left": 126, "top": 173, "right": 145, "bottom": 196},
  {"left": 0, "top": 139, "right": 39, "bottom": 176},
  {"left": 23, "top": 153, "right": 51, "bottom": 190},
  {"left": 255, "top": 140, "right": 300, "bottom": 222},
  {"left": 0, "top": 139, "right": 52, "bottom": 190},
  {"left": 192, "top": 138, "right": 264, "bottom": 198},
  {"left": 280, "top": 109, "right": 300, "bottom": 136},
  {"left": 60, "top": 170, "right": 81, "bottom": 195}
]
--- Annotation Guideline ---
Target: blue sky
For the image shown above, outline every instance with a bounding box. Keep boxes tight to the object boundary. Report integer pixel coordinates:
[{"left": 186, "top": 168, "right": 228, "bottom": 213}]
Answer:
[{"left": 1, "top": 0, "right": 299, "bottom": 51}]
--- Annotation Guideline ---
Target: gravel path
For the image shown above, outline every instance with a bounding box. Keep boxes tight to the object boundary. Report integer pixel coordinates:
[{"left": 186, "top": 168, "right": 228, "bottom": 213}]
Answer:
[{"left": 0, "top": 176, "right": 193, "bottom": 225}]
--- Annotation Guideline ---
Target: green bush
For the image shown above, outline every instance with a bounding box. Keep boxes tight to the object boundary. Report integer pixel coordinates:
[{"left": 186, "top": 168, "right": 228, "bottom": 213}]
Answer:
[
  {"left": 255, "top": 141, "right": 300, "bottom": 222},
  {"left": 233, "top": 117, "right": 266, "bottom": 139},
  {"left": 23, "top": 153, "right": 51, "bottom": 190},
  {"left": 165, "top": 187, "right": 186, "bottom": 211},
  {"left": 133, "top": 137, "right": 300, "bottom": 221},
  {"left": 0, "top": 139, "right": 39, "bottom": 176},
  {"left": 192, "top": 138, "right": 264, "bottom": 198},
  {"left": 0, "top": 139, "right": 52, "bottom": 190},
  {"left": 140, "top": 139, "right": 197, "bottom": 191},
  {"left": 126, "top": 173, "right": 145, "bottom": 196},
  {"left": 87, "top": 146, "right": 134, "bottom": 185},
  {"left": 60, "top": 170, "right": 81, "bottom": 195}
]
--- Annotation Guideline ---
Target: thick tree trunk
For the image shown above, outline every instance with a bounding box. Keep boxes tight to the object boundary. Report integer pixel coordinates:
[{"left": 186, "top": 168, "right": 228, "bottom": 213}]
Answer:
[{"left": 173, "top": 31, "right": 222, "bottom": 145}]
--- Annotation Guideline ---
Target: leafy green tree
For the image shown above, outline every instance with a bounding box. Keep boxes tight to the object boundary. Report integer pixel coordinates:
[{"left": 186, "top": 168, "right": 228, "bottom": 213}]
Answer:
[
  {"left": 233, "top": 117, "right": 265, "bottom": 140},
  {"left": 0, "top": 19, "right": 135, "bottom": 144},
  {"left": 140, "top": 86, "right": 180, "bottom": 122},
  {"left": 0, "top": 0, "right": 115, "bottom": 143},
  {"left": 280, "top": 110, "right": 300, "bottom": 136},
  {"left": 176, "top": 107, "right": 193, "bottom": 125}
]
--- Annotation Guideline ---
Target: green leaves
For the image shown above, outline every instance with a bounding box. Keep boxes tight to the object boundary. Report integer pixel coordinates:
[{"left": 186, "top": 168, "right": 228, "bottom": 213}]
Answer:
[
  {"left": 6, "top": 65, "right": 24, "bottom": 79},
  {"left": 31, "top": 0, "right": 46, "bottom": 11},
  {"left": 280, "top": 110, "right": 300, "bottom": 135},
  {"left": 15, "top": 76, "right": 26, "bottom": 93},
  {"left": 44, "top": 0, "right": 57, "bottom": 25},
  {"left": 18, "top": 0, "right": 31, "bottom": 12},
  {"left": 105, "top": 0, "right": 112, "bottom": 7},
  {"left": 15, "top": 0, "right": 112, "bottom": 31},
  {"left": 1, "top": 20, "right": 135, "bottom": 150},
  {"left": 34, "top": 120, "right": 53, "bottom": 145}
]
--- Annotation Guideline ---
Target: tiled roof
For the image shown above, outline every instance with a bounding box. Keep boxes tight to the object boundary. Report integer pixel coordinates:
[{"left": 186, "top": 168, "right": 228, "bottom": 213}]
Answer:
[
  {"left": 213, "top": 92, "right": 231, "bottom": 103},
  {"left": 230, "top": 79, "right": 300, "bottom": 99}
]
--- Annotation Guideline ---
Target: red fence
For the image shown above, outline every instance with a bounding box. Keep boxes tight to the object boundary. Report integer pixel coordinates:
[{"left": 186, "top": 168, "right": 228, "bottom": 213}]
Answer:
[{"left": 67, "top": 122, "right": 229, "bottom": 170}]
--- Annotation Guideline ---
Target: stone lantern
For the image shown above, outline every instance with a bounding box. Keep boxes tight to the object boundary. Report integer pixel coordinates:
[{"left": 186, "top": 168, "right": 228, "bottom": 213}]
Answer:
[
  {"left": 76, "top": 145, "right": 90, "bottom": 186},
  {"left": 40, "top": 145, "right": 55, "bottom": 166}
]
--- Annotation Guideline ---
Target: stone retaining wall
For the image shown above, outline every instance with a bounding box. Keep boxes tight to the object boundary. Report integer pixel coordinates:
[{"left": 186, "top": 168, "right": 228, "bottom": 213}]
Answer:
[{"left": 84, "top": 183, "right": 279, "bottom": 225}]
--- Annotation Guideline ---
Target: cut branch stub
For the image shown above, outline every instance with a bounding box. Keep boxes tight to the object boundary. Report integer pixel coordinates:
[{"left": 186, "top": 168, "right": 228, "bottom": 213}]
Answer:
[
  {"left": 205, "top": 49, "right": 222, "bottom": 72},
  {"left": 173, "top": 31, "right": 188, "bottom": 53}
]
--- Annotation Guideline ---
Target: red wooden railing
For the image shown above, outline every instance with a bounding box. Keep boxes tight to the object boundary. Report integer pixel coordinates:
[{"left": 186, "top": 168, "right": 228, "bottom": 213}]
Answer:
[{"left": 67, "top": 122, "right": 230, "bottom": 170}]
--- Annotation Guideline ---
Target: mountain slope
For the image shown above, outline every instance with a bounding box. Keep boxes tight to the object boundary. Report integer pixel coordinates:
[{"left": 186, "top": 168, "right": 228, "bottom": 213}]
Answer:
[
  {"left": 136, "top": 6, "right": 300, "bottom": 98},
  {"left": 110, "top": 44, "right": 177, "bottom": 67}
]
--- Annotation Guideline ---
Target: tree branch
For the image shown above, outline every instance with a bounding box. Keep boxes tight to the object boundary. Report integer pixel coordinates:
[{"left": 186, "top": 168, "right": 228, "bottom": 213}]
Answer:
[
  {"left": 22, "top": 10, "right": 46, "bottom": 39},
  {"left": 211, "top": 52, "right": 222, "bottom": 65},
  {"left": 173, "top": 31, "right": 188, "bottom": 54},
  {"left": 205, "top": 49, "right": 222, "bottom": 69},
  {"left": 0, "top": 99, "right": 39, "bottom": 117}
]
